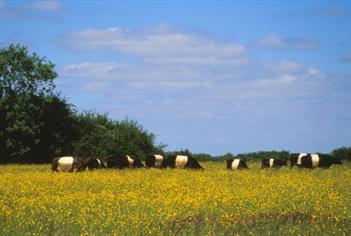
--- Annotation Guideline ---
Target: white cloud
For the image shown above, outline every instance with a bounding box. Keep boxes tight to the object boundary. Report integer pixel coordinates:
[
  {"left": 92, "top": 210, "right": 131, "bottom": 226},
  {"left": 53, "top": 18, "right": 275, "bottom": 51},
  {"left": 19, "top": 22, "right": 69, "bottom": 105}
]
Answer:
[
  {"left": 61, "top": 24, "right": 247, "bottom": 67},
  {"left": 0, "top": 0, "right": 62, "bottom": 21},
  {"left": 265, "top": 61, "right": 303, "bottom": 73},
  {"left": 128, "top": 80, "right": 213, "bottom": 90},
  {"left": 61, "top": 62, "right": 204, "bottom": 82},
  {"left": 306, "top": 68, "right": 326, "bottom": 79},
  {"left": 61, "top": 60, "right": 326, "bottom": 98},
  {"left": 59, "top": 24, "right": 331, "bottom": 124},
  {"left": 82, "top": 81, "right": 111, "bottom": 92},
  {"left": 254, "top": 34, "right": 320, "bottom": 49},
  {"left": 23, "top": 0, "right": 61, "bottom": 12}
]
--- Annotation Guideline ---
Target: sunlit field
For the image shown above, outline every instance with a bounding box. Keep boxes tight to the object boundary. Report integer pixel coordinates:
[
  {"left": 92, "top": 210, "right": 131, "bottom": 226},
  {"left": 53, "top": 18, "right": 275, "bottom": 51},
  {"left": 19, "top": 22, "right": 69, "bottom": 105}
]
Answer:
[{"left": 0, "top": 162, "right": 350, "bottom": 235}]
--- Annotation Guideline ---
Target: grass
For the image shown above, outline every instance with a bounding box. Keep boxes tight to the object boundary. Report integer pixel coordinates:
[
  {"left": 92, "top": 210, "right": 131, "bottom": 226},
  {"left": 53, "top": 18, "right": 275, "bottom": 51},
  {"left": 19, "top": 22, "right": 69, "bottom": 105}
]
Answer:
[{"left": 0, "top": 161, "right": 350, "bottom": 235}]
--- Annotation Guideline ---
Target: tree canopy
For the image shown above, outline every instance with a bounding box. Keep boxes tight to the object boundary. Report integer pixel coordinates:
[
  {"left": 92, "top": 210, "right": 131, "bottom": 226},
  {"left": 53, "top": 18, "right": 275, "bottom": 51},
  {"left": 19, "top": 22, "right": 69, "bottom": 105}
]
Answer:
[
  {"left": 0, "top": 44, "right": 75, "bottom": 163},
  {"left": 0, "top": 44, "right": 163, "bottom": 163}
]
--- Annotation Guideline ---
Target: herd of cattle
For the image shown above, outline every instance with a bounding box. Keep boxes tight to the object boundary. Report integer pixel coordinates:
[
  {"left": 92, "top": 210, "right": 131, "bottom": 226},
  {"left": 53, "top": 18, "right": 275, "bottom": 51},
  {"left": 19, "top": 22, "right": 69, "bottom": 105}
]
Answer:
[{"left": 51, "top": 153, "right": 342, "bottom": 172}]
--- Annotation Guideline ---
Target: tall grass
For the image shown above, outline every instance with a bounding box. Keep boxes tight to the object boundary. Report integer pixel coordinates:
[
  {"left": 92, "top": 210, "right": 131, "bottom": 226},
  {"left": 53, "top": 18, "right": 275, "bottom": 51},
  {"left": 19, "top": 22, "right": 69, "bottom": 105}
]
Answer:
[{"left": 0, "top": 162, "right": 350, "bottom": 235}]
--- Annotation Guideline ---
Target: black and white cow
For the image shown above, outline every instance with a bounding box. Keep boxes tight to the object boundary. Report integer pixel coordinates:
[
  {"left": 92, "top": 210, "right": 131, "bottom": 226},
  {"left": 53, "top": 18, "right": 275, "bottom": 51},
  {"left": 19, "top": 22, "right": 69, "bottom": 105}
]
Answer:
[
  {"left": 226, "top": 159, "right": 249, "bottom": 170},
  {"left": 51, "top": 156, "right": 99, "bottom": 172},
  {"left": 164, "top": 155, "right": 204, "bottom": 170},
  {"left": 87, "top": 158, "right": 105, "bottom": 170},
  {"left": 261, "top": 158, "right": 288, "bottom": 169},
  {"left": 290, "top": 153, "right": 308, "bottom": 168},
  {"left": 300, "top": 153, "right": 342, "bottom": 169},
  {"left": 106, "top": 155, "right": 144, "bottom": 169},
  {"left": 145, "top": 154, "right": 166, "bottom": 168}
]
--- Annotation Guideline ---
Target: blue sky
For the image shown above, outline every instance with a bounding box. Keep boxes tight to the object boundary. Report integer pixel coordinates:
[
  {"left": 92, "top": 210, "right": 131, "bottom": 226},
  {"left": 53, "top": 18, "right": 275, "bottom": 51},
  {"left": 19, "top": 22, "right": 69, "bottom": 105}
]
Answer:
[{"left": 1, "top": 1, "right": 351, "bottom": 155}]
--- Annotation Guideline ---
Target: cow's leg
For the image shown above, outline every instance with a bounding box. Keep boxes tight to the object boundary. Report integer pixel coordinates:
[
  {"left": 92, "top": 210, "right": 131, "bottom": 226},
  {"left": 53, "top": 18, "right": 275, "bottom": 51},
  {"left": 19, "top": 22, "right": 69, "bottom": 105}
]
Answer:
[{"left": 51, "top": 163, "right": 59, "bottom": 172}]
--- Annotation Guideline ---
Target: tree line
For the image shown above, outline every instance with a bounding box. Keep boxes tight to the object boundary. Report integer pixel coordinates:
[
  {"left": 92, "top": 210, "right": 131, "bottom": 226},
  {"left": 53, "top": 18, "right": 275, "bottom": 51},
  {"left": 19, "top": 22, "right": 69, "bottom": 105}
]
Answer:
[
  {"left": 0, "top": 44, "right": 163, "bottom": 163},
  {"left": 0, "top": 44, "right": 350, "bottom": 164}
]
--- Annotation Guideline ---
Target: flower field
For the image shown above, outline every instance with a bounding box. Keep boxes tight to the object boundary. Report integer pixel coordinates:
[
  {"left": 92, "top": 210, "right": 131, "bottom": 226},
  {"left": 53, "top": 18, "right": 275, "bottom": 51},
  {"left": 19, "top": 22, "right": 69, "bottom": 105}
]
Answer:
[{"left": 0, "top": 162, "right": 350, "bottom": 235}]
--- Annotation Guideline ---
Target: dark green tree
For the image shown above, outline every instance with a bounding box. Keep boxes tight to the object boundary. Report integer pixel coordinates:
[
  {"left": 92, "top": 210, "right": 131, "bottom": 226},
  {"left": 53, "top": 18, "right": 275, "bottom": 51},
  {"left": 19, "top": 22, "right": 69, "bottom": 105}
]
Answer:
[
  {"left": 332, "top": 147, "right": 351, "bottom": 161},
  {"left": 0, "top": 44, "right": 74, "bottom": 163},
  {"left": 71, "top": 112, "right": 164, "bottom": 160}
]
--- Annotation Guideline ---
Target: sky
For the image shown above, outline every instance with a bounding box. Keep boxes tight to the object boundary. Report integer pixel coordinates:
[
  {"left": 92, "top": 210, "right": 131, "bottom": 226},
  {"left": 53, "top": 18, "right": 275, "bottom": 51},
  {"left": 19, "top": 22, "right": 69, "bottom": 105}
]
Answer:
[{"left": 1, "top": 0, "right": 351, "bottom": 155}]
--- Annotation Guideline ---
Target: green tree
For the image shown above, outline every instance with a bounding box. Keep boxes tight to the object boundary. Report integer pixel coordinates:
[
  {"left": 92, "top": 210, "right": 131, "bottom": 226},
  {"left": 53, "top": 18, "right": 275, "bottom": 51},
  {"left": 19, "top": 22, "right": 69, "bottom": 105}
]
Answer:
[
  {"left": 71, "top": 112, "right": 164, "bottom": 160},
  {"left": 0, "top": 44, "right": 74, "bottom": 163},
  {"left": 0, "top": 44, "right": 164, "bottom": 163},
  {"left": 332, "top": 147, "right": 351, "bottom": 161}
]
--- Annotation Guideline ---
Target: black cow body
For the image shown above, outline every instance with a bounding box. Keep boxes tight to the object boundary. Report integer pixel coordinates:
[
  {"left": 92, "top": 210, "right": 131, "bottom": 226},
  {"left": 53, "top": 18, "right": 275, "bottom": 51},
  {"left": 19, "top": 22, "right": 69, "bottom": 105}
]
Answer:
[
  {"left": 261, "top": 158, "right": 287, "bottom": 168},
  {"left": 300, "top": 154, "right": 342, "bottom": 169},
  {"left": 226, "top": 159, "right": 248, "bottom": 170},
  {"left": 107, "top": 155, "right": 144, "bottom": 169},
  {"left": 145, "top": 154, "right": 166, "bottom": 168},
  {"left": 51, "top": 156, "right": 98, "bottom": 172},
  {"left": 87, "top": 158, "right": 105, "bottom": 170},
  {"left": 164, "top": 155, "right": 203, "bottom": 170},
  {"left": 290, "top": 153, "right": 308, "bottom": 168}
]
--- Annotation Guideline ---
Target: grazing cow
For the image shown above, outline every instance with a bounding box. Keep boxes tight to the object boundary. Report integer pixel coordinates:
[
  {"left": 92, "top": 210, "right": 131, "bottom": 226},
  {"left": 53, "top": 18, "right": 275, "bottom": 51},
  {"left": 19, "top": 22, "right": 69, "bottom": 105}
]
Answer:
[
  {"left": 300, "top": 154, "right": 342, "bottom": 169},
  {"left": 261, "top": 158, "right": 288, "bottom": 168},
  {"left": 145, "top": 154, "right": 166, "bottom": 168},
  {"left": 51, "top": 156, "right": 98, "bottom": 172},
  {"left": 87, "top": 158, "right": 105, "bottom": 170},
  {"left": 226, "top": 159, "right": 248, "bottom": 170},
  {"left": 290, "top": 153, "right": 308, "bottom": 168},
  {"left": 164, "top": 155, "right": 204, "bottom": 170},
  {"left": 106, "top": 155, "right": 144, "bottom": 169}
]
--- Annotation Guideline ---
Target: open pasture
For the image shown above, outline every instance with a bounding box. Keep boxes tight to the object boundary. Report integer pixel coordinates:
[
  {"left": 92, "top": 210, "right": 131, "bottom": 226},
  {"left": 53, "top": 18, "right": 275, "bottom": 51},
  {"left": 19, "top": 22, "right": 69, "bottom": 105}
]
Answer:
[{"left": 0, "top": 161, "right": 350, "bottom": 235}]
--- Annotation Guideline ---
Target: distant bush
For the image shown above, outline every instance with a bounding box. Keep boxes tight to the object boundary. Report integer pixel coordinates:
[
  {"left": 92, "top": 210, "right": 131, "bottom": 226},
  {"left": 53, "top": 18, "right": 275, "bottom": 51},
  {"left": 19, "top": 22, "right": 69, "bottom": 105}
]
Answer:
[
  {"left": 71, "top": 112, "right": 165, "bottom": 160},
  {"left": 331, "top": 147, "right": 351, "bottom": 161},
  {"left": 165, "top": 150, "right": 290, "bottom": 162},
  {"left": 235, "top": 150, "right": 290, "bottom": 161}
]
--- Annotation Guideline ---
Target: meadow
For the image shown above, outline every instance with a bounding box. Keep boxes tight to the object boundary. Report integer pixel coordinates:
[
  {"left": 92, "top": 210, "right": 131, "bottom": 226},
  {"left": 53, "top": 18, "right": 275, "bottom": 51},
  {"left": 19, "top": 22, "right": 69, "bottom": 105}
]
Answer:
[{"left": 0, "top": 162, "right": 350, "bottom": 235}]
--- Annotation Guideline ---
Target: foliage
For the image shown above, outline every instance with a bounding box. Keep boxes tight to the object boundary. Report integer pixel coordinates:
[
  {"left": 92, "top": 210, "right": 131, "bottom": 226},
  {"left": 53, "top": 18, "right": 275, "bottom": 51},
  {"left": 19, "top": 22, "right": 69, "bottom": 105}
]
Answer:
[
  {"left": 192, "top": 153, "right": 214, "bottom": 161},
  {"left": 71, "top": 112, "right": 163, "bottom": 160},
  {"left": 0, "top": 44, "right": 164, "bottom": 163},
  {"left": 332, "top": 147, "right": 351, "bottom": 161},
  {"left": 165, "top": 149, "right": 192, "bottom": 157},
  {"left": 0, "top": 44, "right": 56, "bottom": 98},
  {"left": 235, "top": 150, "right": 290, "bottom": 161},
  {"left": 0, "top": 44, "right": 76, "bottom": 163},
  {"left": 165, "top": 150, "right": 290, "bottom": 162},
  {"left": 0, "top": 162, "right": 350, "bottom": 235}
]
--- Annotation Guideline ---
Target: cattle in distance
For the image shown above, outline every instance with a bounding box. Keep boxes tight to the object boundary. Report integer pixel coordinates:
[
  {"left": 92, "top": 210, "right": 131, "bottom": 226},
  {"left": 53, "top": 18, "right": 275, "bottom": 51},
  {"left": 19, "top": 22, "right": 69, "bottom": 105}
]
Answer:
[
  {"left": 164, "top": 155, "right": 204, "bottom": 170},
  {"left": 145, "top": 154, "right": 166, "bottom": 168},
  {"left": 106, "top": 155, "right": 144, "bottom": 169},
  {"left": 87, "top": 158, "right": 105, "bottom": 169},
  {"left": 300, "top": 153, "right": 342, "bottom": 169},
  {"left": 261, "top": 158, "right": 288, "bottom": 169},
  {"left": 227, "top": 159, "right": 249, "bottom": 170},
  {"left": 51, "top": 156, "right": 102, "bottom": 172},
  {"left": 289, "top": 153, "right": 308, "bottom": 168}
]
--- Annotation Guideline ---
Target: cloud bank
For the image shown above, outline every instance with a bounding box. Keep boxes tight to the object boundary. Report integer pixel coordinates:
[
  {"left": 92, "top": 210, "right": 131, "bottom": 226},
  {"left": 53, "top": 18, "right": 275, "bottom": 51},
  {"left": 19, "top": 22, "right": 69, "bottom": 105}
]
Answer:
[
  {"left": 253, "top": 34, "right": 320, "bottom": 49},
  {"left": 56, "top": 24, "right": 351, "bottom": 154}
]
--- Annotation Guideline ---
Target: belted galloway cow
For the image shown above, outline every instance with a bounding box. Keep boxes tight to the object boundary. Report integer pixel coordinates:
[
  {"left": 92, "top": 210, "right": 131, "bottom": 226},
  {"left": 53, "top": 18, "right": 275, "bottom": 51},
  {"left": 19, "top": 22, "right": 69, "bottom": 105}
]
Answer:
[
  {"left": 227, "top": 159, "right": 248, "bottom": 170},
  {"left": 107, "top": 155, "right": 144, "bottom": 169},
  {"left": 164, "top": 155, "right": 203, "bottom": 170},
  {"left": 51, "top": 156, "right": 101, "bottom": 172},
  {"left": 145, "top": 154, "right": 166, "bottom": 168},
  {"left": 290, "top": 153, "right": 308, "bottom": 168},
  {"left": 300, "top": 153, "right": 342, "bottom": 169},
  {"left": 261, "top": 158, "right": 287, "bottom": 168}
]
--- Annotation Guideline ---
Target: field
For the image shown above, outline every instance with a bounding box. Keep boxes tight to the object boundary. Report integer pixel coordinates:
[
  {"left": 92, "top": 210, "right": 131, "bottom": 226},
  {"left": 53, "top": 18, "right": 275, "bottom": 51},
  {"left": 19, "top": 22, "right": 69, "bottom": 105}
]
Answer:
[{"left": 0, "top": 162, "right": 350, "bottom": 235}]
